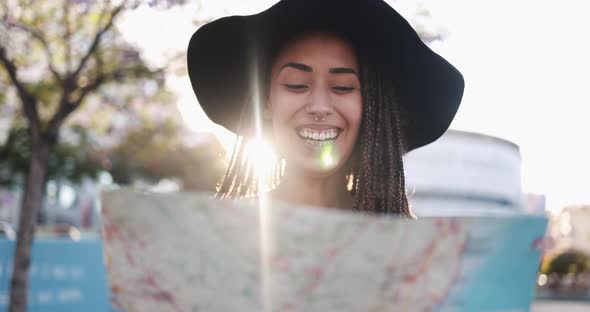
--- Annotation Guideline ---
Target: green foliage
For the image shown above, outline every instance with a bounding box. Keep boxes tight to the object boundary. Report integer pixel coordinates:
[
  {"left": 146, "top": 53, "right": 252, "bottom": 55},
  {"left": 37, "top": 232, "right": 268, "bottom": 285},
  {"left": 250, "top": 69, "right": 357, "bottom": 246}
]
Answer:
[
  {"left": 0, "top": 0, "right": 192, "bottom": 188},
  {"left": 1, "top": 1, "right": 170, "bottom": 124},
  {"left": 0, "top": 125, "right": 103, "bottom": 187},
  {"left": 1, "top": 1, "right": 193, "bottom": 310},
  {"left": 542, "top": 249, "right": 590, "bottom": 277},
  {"left": 105, "top": 120, "right": 226, "bottom": 191},
  {"left": 0, "top": 110, "right": 225, "bottom": 191}
]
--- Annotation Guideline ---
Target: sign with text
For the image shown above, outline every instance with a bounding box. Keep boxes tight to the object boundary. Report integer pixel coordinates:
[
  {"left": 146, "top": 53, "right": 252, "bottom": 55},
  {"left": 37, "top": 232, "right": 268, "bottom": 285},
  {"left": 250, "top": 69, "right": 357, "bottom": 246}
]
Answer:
[{"left": 0, "top": 239, "right": 110, "bottom": 312}]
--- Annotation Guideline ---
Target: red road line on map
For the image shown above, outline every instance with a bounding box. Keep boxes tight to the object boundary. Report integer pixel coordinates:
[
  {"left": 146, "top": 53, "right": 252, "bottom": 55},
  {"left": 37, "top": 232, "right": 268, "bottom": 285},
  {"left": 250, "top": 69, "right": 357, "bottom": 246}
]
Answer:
[
  {"left": 141, "top": 271, "right": 183, "bottom": 312},
  {"left": 370, "top": 220, "right": 412, "bottom": 312},
  {"left": 104, "top": 204, "right": 185, "bottom": 311},
  {"left": 125, "top": 227, "right": 148, "bottom": 249},
  {"left": 429, "top": 240, "right": 467, "bottom": 309},
  {"left": 403, "top": 240, "right": 437, "bottom": 284},
  {"left": 278, "top": 220, "right": 373, "bottom": 311},
  {"left": 104, "top": 222, "right": 137, "bottom": 267},
  {"left": 389, "top": 222, "right": 454, "bottom": 310}
]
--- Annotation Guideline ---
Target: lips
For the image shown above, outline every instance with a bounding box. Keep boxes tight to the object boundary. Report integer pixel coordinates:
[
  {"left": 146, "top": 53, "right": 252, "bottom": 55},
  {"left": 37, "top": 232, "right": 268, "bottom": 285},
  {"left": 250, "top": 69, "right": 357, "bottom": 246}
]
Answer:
[{"left": 296, "top": 127, "right": 342, "bottom": 147}]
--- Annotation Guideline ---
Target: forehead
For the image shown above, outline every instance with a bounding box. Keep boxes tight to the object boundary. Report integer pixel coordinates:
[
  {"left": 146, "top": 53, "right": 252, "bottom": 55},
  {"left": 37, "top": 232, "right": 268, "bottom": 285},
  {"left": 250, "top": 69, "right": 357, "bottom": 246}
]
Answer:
[{"left": 272, "top": 31, "right": 358, "bottom": 69}]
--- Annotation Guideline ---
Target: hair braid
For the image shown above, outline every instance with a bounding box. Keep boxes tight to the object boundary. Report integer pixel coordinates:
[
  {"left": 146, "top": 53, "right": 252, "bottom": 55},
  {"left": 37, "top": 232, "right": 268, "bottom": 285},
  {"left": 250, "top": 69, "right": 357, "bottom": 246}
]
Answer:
[
  {"left": 350, "top": 49, "right": 412, "bottom": 216},
  {"left": 215, "top": 136, "right": 242, "bottom": 198},
  {"left": 216, "top": 136, "right": 259, "bottom": 198},
  {"left": 391, "top": 94, "right": 412, "bottom": 216},
  {"left": 373, "top": 70, "right": 384, "bottom": 211},
  {"left": 382, "top": 82, "right": 397, "bottom": 213},
  {"left": 354, "top": 65, "right": 377, "bottom": 212}
]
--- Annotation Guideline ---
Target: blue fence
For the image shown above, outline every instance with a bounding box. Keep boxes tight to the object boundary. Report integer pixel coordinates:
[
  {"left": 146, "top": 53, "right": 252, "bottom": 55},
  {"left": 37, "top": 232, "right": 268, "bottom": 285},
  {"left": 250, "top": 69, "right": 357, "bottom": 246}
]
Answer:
[{"left": 0, "top": 239, "right": 111, "bottom": 312}]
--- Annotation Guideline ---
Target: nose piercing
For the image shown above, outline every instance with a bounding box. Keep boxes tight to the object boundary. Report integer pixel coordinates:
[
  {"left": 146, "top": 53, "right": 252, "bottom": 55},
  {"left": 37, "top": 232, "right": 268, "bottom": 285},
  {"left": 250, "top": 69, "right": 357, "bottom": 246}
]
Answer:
[{"left": 314, "top": 113, "right": 326, "bottom": 122}]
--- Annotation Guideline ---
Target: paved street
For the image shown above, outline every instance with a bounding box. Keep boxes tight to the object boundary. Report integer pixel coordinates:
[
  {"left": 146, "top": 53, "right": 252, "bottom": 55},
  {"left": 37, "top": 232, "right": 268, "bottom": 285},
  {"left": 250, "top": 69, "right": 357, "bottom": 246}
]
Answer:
[{"left": 532, "top": 300, "right": 590, "bottom": 311}]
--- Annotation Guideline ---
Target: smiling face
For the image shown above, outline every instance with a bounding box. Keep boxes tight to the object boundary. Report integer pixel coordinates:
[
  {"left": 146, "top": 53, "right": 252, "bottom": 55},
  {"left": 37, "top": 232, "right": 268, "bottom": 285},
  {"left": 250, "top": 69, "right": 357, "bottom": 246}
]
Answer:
[{"left": 266, "top": 32, "right": 362, "bottom": 175}]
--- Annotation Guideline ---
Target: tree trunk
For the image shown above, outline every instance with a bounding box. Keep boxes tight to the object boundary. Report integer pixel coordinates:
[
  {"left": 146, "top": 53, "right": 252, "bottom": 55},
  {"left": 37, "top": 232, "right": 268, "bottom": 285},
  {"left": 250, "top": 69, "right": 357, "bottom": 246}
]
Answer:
[{"left": 8, "top": 137, "right": 51, "bottom": 312}]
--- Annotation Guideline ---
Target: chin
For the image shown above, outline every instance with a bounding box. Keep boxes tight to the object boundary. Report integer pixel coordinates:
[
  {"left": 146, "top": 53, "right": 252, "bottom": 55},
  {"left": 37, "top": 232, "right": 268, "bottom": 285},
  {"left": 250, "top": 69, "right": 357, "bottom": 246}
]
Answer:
[{"left": 290, "top": 154, "right": 348, "bottom": 177}]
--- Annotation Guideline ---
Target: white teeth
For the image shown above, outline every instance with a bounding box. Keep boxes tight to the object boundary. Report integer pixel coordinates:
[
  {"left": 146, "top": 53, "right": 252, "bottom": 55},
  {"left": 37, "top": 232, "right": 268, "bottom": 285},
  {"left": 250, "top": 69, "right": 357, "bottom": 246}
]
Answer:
[{"left": 298, "top": 128, "right": 339, "bottom": 141}]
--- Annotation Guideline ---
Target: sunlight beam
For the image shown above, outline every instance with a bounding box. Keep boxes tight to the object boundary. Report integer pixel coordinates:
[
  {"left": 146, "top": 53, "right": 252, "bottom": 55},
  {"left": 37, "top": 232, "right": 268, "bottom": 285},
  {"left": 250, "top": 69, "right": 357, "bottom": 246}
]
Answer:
[{"left": 249, "top": 49, "right": 274, "bottom": 312}]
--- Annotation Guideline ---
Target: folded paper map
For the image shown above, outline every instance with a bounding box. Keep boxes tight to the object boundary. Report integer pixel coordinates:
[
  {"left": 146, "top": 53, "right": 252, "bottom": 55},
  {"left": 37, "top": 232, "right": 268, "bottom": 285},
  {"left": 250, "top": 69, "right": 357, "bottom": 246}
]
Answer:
[{"left": 101, "top": 189, "right": 547, "bottom": 312}]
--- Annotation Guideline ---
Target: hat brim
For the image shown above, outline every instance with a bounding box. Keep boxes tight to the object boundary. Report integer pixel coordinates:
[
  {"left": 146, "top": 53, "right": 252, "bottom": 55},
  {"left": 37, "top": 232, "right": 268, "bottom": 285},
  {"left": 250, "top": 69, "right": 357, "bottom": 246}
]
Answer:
[{"left": 187, "top": 0, "right": 464, "bottom": 151}]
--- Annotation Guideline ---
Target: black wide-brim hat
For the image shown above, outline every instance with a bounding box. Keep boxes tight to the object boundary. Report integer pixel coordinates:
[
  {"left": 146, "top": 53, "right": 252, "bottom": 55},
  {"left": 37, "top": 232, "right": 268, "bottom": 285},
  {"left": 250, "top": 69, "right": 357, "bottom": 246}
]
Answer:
[{"left": 187, "top": 0, "right": 464, "bottom": 151}]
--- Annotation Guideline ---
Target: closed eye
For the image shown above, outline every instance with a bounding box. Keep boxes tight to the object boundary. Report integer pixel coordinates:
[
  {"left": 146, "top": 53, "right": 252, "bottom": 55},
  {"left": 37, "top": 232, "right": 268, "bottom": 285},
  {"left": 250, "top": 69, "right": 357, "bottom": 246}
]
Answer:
[
  {"left": 331, "top": 86, "right": 355, "bottom": 94},
  {"left": 283, "top": 84, "right": 308, "bottom": 93}
]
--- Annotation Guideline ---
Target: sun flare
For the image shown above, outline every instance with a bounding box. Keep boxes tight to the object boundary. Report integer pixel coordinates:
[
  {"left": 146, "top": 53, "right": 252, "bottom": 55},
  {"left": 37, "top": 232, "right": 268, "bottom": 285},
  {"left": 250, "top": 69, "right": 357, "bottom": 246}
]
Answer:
[{"left": 247, "top": 138, "right": 277, "bottom": 190}]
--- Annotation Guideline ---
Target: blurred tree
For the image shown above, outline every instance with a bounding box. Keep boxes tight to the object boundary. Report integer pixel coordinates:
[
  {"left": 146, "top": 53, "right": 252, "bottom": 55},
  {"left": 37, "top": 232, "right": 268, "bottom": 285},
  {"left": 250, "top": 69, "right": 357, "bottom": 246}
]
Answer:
[
  {"left": 105, "top": 120, "right": 226, "bottom": 191},
  {"left": 0, "top": 0, "right": 187, "bottom": 310},
  {"left": 542, "top": 249, "right": 590, "bottom": 290},
  {"left": 0, "top": 124, "right": 103, "bottom": 188},
  {"left": 543, "top": 249, "right": 590, "bottom": 277},
  {"left": 404, "top": 1, "right": 446, "bottom": 44},
  {"left": 0, "top": 117, "right": 226, "bottom": 191}
]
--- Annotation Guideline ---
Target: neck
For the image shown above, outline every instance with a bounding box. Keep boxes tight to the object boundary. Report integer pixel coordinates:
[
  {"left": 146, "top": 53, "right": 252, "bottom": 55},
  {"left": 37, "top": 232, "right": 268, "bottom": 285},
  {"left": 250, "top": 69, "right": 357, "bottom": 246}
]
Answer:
[{"left": 270, "top": 164, "right": 353, "bottom": 210}]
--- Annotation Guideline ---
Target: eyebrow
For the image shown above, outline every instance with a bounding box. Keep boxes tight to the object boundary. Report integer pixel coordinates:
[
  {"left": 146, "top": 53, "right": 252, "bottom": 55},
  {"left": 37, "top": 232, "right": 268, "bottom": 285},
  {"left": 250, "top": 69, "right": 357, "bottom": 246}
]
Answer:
[
  {"left": 279, "top": 62, "right": 358, "bottom": 77},
  {"left": 329, "top": 67, "right": 358, "bottom": 76},
  {"left": 279, "top": 62, "right": 312, "bottom": 72}
]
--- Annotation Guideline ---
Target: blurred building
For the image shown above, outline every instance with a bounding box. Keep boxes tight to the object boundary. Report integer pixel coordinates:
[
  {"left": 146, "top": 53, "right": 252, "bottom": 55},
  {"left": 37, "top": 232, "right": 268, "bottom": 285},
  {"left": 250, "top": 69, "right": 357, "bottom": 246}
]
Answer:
[
  {"left": 546, "top": 205, "right": 590, "bottom": 255},
  {"left": 0, "top": 176, "right": 107, "bottom": 231},
  {"left": 0, "top": 188, "right": 21, "bottom": 224},
  {"left": 525, "top": 193, "right": 547, "bottom": 215},
  {"left": 404, "top": 130, "right": 529, "bottom": 216},
  {"left": 41, "top": 178, "right": 103, "bottom": 229}
]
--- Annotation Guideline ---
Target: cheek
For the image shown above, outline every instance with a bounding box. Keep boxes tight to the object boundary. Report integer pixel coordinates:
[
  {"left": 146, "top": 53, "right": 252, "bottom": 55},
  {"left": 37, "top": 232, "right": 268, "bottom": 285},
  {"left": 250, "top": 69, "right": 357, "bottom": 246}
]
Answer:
[
  {"left": 268, "top": 93, "right": 299, "bottom": 141},
  {"left": 341, "top": 95, "right": 363, "bottom": 133},
  {"left": 268, "top": 89, "right": 303, "bottom": 123}
]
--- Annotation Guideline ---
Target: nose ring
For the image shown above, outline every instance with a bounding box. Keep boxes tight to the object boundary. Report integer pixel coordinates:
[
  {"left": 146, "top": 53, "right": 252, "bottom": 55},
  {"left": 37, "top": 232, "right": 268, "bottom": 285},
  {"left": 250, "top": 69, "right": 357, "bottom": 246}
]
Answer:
[{"left": 314, "top": 113, "right": 326, "bottom": 122}]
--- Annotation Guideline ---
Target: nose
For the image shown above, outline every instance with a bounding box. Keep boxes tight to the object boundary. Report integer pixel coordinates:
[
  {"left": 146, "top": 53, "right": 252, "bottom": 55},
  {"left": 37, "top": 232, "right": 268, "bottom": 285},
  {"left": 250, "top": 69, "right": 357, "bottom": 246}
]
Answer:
[{"left": 305, "top": 88, "right": 334, "bottom": 119}]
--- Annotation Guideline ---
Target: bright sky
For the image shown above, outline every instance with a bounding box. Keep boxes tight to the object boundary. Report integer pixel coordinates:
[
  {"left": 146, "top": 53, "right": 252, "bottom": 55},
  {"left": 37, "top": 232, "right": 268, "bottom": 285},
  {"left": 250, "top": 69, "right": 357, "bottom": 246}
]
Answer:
[{"left": 119, "top": 0, "right": 590, "bottom": 212}]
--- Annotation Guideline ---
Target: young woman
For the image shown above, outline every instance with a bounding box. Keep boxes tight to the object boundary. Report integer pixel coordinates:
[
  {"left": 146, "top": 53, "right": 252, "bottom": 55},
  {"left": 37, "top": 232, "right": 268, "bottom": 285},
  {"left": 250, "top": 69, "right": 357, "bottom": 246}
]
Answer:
[{"left": 187, "top": 0, "right": 464, "bottom": 217}]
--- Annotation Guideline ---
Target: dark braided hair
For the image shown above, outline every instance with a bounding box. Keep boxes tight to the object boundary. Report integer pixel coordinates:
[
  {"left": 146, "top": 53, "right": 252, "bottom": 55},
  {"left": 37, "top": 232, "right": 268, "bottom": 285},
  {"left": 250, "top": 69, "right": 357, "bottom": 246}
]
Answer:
[
  {"left": 216, "top": 34, "right": 412, "bottom": 217},
  {"left": 349, "top": 51, "right": 412, "bottom": 216}
]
